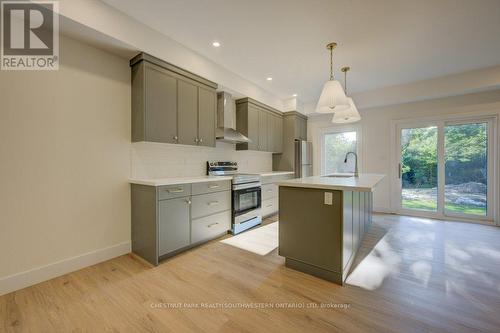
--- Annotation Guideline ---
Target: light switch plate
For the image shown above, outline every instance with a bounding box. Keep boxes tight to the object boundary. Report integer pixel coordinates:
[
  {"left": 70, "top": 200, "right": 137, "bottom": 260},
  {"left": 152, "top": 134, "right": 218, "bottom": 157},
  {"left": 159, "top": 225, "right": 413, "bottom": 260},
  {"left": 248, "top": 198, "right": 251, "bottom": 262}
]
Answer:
[{"left": 324, "top": 192, "right": 333, "bottom": 205}]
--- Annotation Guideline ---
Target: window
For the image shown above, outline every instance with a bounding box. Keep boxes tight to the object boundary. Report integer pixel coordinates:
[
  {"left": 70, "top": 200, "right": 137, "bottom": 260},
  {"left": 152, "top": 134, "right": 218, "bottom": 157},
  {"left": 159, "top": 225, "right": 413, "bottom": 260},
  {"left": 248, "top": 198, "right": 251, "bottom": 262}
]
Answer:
[{"left": 323, "top": 131, "right": 357, "bottom": 174}]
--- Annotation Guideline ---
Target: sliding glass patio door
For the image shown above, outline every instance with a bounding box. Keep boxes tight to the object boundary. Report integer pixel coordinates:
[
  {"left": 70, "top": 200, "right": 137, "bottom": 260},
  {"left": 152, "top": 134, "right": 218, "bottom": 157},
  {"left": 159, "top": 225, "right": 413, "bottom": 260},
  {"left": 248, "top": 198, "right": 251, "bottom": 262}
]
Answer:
[{"left": 396, "top": 118, "right": 494, "bottom": 221}]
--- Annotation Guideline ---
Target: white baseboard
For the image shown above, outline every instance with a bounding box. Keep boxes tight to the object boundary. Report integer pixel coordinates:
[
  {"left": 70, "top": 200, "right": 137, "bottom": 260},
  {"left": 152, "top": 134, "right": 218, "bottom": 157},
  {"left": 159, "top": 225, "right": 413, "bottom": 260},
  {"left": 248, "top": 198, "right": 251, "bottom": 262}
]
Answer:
[{"left": 0, "top": 241, "right": 131, "bottom": 296}]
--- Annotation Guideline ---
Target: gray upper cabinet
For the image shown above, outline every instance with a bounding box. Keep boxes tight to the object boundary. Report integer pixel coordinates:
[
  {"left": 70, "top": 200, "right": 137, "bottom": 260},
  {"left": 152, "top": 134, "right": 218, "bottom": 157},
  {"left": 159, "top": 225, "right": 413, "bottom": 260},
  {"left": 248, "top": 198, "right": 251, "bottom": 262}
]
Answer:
[
  {"left": 258, "top": 109, "right": 268, "bottom": 151},
  {"left": 131, "top": 53, "right": 217, "bottom": 147},
  {"left": 158, "top": 196, "right": 191, "bottom": 256},
  {"left": 178, "top": 79, "right": 199, "bottom": 145},
  {"left": 272, "top": 111, "right": 308, "bottom": 171},
  {"left": 236, "top": 98, "right": 283, "bottom": 153},
  {"left": 198, "top": 87, "right": 216, "bottom": 147}
]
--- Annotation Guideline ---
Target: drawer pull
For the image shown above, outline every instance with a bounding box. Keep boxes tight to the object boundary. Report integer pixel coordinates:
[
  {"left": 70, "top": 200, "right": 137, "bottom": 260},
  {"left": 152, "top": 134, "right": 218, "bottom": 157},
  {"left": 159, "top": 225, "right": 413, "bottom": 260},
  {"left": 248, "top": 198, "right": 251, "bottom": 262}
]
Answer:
[
  {"left": 166, "top": 188, "right": 184, "bottom": 193},
  {"left": 207, "top": 201, "right": 219, "bottom": 206},
  {"left": 208, "top": 184, "right": 219, "bottom": 189},
  {"left": 207, "top": 222, "right": 219, "bottom": 228}
]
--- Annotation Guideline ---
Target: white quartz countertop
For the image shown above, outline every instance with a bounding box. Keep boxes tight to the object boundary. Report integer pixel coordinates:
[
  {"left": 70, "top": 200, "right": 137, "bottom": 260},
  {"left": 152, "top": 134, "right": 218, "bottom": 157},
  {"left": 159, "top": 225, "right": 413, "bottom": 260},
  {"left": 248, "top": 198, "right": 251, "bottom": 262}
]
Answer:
[
  {"left": 259, "top": 171, "right": 294, "bottom": 177},
  {"left": 277, "top": 173, "right": 385, "bottom": 192},
  {"left": 129, "top": 176, "right": 233, "bottom": 186},
  {"left": 129, "top": 171, "right": 294, "bottom": 187}
]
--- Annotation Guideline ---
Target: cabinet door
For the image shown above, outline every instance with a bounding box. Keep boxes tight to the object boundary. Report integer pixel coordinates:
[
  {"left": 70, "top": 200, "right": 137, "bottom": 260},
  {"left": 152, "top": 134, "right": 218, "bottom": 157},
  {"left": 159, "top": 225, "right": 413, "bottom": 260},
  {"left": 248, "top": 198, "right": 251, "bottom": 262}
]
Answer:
[
  {"left": 275, "top": 115, "right": 283, "bottom": 153},
  {"left": 352, "top": 192, "right": 360, "bottom": 250},
  {"left": 144, "top": 63, "right": 177, "bottom": 143},
  {"left": 267, "top": 113, "right": 275, "bottom": 152},
  {"left": 247, "top": 105, "right": 260, "bottom": 150},
  {"left": 258, "top": 110, "right": 268, "bottom": 151},
  {"left": 178, "top": 79, "right": 199, "bottom": 145},
  {"left": 198, "top": 87, "right": 216, "bottom": 147},
  {"left": 159, "top": 197, "right": 190, "bottom": 256},
  {"left": 299, "top": 118, "right": 307, "bottom": 140},
  {"left": 342, "top": 191, "right": 353, "bottom": 269}
]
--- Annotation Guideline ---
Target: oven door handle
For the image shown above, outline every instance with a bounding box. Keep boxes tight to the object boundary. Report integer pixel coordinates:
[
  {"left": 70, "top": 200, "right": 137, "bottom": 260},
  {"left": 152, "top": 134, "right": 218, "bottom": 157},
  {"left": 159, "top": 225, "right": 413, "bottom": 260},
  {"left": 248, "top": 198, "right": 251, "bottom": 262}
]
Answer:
[{"left": 232, "top": 182, "right": 262, "bottom": 191}]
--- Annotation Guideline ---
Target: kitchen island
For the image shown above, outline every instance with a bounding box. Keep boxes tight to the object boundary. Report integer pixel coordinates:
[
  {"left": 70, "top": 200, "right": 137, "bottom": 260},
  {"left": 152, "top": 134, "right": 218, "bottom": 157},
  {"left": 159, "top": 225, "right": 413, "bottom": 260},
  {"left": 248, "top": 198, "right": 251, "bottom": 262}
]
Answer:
[{"left": 277, "top": 174, "right": 384, "bottom": 285}]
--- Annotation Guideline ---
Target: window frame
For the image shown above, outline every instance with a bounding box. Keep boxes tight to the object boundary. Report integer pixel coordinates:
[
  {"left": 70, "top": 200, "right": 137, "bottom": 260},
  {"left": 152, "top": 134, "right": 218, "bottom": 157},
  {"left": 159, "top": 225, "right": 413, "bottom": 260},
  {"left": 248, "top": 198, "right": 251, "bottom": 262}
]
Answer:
[{"left": 320, "top": 124, "right": 362, "bottom": 176}]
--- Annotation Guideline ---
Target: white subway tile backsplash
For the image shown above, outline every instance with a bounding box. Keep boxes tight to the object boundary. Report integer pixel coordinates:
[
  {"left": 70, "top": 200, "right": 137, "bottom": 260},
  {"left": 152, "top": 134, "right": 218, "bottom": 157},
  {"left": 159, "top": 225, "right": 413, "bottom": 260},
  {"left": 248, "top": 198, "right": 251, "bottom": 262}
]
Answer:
[{"left": 131, "top": 142, "right": 272, "bottom": 179}]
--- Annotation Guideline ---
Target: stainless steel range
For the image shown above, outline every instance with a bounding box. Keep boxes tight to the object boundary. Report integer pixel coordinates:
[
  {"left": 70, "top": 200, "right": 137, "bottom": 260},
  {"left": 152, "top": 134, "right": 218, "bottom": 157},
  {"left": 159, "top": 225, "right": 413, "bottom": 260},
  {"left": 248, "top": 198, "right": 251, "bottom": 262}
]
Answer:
[{"left": 207, "top": 161, "right": 262, "bottom": 234}]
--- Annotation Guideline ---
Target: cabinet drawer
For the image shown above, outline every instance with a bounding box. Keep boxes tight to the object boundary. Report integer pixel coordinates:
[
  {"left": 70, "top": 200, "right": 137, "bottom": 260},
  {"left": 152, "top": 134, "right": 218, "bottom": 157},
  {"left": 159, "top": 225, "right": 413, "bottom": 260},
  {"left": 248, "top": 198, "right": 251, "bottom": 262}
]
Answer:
[
  {"left": 192, "top": 180, "right": 231, "bottom": 195},
  {"left": 262, "top": 184, "right": 278, "bottom": 200},
  {"left": 262, "top": 197, "right": 279, "bottom": 217},
  {"left": 191, "top": 191, "right": 231, "bottom": 219},
  {"left": 158, "top": 184, "right": 191, "bottom": 200},
  {"left": 191, "top": 210, "right": 231, "bottom": 244}
]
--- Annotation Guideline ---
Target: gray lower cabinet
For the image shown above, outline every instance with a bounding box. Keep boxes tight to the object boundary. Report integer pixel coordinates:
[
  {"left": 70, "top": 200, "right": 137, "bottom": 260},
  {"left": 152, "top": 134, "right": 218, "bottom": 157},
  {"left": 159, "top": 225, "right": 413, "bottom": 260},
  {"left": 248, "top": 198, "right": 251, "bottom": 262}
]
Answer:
[
  {"left": 159, "top": 197, "right": 190, "bottom": 256},
  {"left": 131, "top": 53, "right": 217, "bottom": 147},
  {"left": 131, "top": 180, "right": 231, "bottom": 265},
  {"left": 191, "top": 210, "right": 231, "bottom": 244},
  {"left": 261, "top": 173, "right": 294, "bottom": 217}
]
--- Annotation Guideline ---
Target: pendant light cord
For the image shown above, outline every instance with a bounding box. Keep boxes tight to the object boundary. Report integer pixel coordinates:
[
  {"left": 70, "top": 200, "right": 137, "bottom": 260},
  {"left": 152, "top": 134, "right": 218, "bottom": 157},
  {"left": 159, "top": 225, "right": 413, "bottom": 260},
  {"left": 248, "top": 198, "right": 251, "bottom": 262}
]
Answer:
[
  {"left": 330, "top": 47, "right": 334, "bottom": 80},
  {"left": 344, "top": 69, "right": 347, "bottom": 94}
]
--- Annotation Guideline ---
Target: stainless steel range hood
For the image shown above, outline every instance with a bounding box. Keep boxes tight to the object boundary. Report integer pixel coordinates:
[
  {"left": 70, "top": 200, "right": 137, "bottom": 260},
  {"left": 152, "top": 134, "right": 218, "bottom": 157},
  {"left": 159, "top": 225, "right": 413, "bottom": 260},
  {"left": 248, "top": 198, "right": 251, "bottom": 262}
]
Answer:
[{"left": 216, "top": 92, "right": 251, "bottom": 144}]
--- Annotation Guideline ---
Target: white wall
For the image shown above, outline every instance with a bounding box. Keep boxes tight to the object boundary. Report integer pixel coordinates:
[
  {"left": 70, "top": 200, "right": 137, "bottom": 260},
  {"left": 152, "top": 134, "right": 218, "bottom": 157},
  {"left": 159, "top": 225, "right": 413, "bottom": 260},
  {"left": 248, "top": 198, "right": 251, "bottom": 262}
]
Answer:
[
  {"left": 308, "top": 89, "right": 500, "bottom": 215},
  {"left": 58, "top": 0, "right": 285, "bottom": 111},
  {"left": 0, "top": 36, "right": 131, "bottom": 295},
  {"left": 131, "top": 142, "right": 273, "bottom": 179}
]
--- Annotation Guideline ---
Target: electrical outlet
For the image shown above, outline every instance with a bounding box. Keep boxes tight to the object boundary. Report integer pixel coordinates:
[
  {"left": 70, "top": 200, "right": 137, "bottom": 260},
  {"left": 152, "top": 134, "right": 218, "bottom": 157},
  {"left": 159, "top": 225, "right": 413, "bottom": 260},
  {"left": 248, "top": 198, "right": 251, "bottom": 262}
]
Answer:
[{"left": 324, "top": 192, "right": 333, "bottom": 205}]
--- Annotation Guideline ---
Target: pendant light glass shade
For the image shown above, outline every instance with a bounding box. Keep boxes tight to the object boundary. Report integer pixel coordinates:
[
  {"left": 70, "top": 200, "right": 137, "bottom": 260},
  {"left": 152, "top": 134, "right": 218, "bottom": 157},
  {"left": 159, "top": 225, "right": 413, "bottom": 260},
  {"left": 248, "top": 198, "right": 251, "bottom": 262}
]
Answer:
[
  {"left": 315, "top": 80, "right": 350, "bottom": 113},
  {"left": 331, "top": 97, "right": 361, "bottom": 123}
]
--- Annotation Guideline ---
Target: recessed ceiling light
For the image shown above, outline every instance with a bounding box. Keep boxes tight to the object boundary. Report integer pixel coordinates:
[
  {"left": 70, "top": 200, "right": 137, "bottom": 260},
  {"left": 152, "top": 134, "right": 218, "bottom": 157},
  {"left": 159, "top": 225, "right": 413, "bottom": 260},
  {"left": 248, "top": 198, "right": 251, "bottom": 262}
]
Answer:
[
  {"left": 292, "top": 94, "right": 298, "bottom": 97},
  {"left": 266, "top": 77, "right": 273, "bottom": 81},
  {"left": 212, "top": 41, "right": 221, "bottom": 47}
]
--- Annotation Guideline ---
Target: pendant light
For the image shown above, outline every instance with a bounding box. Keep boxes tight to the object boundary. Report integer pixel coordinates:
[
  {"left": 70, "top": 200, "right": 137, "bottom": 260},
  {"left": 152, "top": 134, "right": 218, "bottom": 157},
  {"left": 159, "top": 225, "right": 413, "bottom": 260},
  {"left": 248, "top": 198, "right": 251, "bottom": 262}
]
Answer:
[
  {"left": 332, "top": 66, "right": 361, "bottom": 123},
  {"left": 315, "top": 42, "right": 350, "bottom": 113}
]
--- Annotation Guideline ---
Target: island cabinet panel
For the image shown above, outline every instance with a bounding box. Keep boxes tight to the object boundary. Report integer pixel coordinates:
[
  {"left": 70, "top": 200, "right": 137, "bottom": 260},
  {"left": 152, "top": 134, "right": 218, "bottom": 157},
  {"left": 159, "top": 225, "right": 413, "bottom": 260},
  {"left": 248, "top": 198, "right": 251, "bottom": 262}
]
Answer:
[
  {"left": 342, "top": 191, "right": 353, "bottom": 270},
  {"left": 131, "top": 52, "right": 217, "bottom": 147},
  {"left": 279, "top": 187, "right": 343, "bottom": 282},
  {"left": 279, "top": 185, "right": 374, "bottom": 285},
  {"left": 352, "top": 192, "right": 360, "bottom": 250}
]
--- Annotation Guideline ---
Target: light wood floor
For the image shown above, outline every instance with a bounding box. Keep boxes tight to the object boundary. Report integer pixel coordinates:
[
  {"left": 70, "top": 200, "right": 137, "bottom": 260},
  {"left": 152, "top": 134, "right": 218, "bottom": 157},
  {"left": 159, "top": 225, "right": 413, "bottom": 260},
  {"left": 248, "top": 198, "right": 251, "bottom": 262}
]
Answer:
[{"left": 2, "top": 214, "right": 500, "bottom": 332}]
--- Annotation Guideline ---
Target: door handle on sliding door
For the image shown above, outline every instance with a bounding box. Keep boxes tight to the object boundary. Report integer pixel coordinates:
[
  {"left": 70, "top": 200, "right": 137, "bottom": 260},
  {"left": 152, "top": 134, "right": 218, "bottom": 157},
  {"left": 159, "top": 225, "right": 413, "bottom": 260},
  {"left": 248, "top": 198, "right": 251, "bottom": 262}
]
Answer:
[{"left": 398, "top": 163, "right": 402, "bottom": 179}]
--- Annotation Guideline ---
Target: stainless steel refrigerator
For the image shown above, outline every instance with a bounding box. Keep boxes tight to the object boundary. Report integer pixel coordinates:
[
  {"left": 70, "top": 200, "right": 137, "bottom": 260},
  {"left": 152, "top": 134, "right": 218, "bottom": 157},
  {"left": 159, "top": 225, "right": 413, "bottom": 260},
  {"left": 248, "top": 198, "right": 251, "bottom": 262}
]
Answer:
[{"left": 294, "top": 140, "right": 313, "bottom": 178}]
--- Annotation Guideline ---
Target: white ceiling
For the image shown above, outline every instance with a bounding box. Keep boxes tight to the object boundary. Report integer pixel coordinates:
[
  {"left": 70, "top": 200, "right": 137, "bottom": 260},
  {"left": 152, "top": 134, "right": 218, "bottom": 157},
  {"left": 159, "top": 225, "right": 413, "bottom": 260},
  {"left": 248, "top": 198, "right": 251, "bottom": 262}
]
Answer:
[{"left": 102, "top": 0, "right": 500, "bottom": 104}]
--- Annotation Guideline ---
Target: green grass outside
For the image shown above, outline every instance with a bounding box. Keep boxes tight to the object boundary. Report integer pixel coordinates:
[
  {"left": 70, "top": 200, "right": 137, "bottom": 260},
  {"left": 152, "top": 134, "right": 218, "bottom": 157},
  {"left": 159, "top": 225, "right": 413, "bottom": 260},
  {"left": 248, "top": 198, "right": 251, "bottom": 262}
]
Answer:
[{"left": 402, "top": 199, "right": 486, "bottom": 216}]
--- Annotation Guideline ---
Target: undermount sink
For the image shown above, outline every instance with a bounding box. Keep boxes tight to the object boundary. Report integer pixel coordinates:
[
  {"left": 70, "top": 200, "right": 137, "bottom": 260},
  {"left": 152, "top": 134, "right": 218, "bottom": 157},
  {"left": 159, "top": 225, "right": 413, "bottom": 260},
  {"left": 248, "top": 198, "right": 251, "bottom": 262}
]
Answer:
[{"left": 323, "top": 174, "right": 355, "bottom": 178}]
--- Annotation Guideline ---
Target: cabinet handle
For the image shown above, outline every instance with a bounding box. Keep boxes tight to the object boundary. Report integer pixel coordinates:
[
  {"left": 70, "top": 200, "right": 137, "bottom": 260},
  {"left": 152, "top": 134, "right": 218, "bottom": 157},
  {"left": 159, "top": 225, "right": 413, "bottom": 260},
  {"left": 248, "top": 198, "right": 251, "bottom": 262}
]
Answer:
[
  {"left": 266, "top": 204, "right": 273, "bottom": 208},
  {"left": 199, "top": 138, "right": 203, "bottom": 143},
  {"left": 207, "top": 201, "right": 219, "bottom": 206},
  {"left": 185, "top": 199, "right": 192, "bottom": 205},
  {"left": 194, "top": 138, "right": 199, "bottom": 143},
  {"left": 173, "top": 135, "right": 178, "bottom": 142},
  {"left": 207, "top": 222, "right": 219, "bottom": 228},
  {"left": 208, "top": 184, "right": 219, "bottom": 189},
  {"left": 266, "top": 189, "right": 273, "bottom": 192},
  {"left": 167, "top": 188, "right": 184, "bottom": 193}
]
